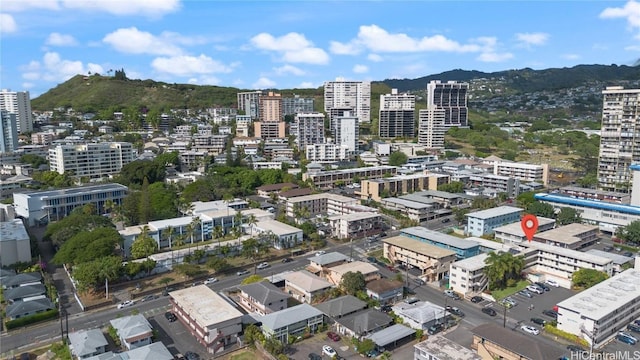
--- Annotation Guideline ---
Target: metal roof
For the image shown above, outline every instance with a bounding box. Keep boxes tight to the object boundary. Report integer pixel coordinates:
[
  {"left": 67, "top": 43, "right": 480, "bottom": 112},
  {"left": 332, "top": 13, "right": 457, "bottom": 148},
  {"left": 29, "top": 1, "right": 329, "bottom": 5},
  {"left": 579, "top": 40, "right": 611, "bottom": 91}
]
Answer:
[{"left": 365, "top": 324, "right": 416, "bottom": 347}]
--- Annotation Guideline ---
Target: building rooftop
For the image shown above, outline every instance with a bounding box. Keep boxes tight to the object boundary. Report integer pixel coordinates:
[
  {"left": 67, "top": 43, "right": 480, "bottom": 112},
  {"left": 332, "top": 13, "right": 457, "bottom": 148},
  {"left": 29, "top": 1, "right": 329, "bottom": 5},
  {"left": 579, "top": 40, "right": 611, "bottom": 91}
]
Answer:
[
  {"left": 328, "top": 212, "right": 380, "bottom": 221},
  {"left": 414, "top": 335, "right": 482, "bottom": 360},
  {"left": 383, "top": 236, "right": 457, "bottom": 259},
  {"left": 471, "top": 323, "right": 565, "bottom": 360},
  {"left": 109, "top": 314, "right": 151, "bottom": 341},
  {"left": 451, "top": 253, "right": 489, "bottom": 272},
  {"left": 329, "top": 261, "right": 379, "bottom": 275},
  {"left": 283, "top": 270, "right": 334, "bottom": 292},
  {"left": 308, "top": 252, "right": 349, "bottom": 266},
  {"left": 557, "top": 269, "right": 640, "bottom": 322},
  {"left": 288, "top": 193, "right": 356, "bottom": 204},
  {"left": 533, "top": 223, "right": 599, "bottom": 245},
  {"left": 0, "top": 219, "right": 29, "bottom": 242},
  {"left": 148, "top": 216, "right": 198, "bottom": 230},
  {"left": 520, "top": 242, "right": 612, "bottom": 266},
  {"left": 384, "top": 196, "right": 436, "bottom": 209},
  {"left": 392, "top": 300, "right": 445, "bottom": 325},
  {"left": 366, "top": 278, "right": 403, "bottom": 294},
  {"left": 259, "top": 303, "right": 323, "bottom": 330},
  {"left": 585, "top": 249, "right": 634, "bottom": 265},
  {"left": 314, "top": 295, "right": 367, "bottom": 318},
  {"left": 365, "top": 324, "right": 415, "bottom": 348},
  {"left": 308, "top": 165, "right": 397, "bottom": 176},
  {"left": 170, "top": 285, "right": 243, "bottom": 328},
  {"left": 465, "top": 206, "right": 523, "bottom": 220},
  {"left": 68, "top": 329, "right": 108, "bottom": 358},
  {"left": 256, "top": 182, "right": 299, "bottom": 192},
  {"left": 238, "top": 281, "right": 290, "bottom": 306},
  {"left": 401, "top": 227, "right": 480, "bottom": 250},
  {"left": 534, "top": 193, "right": 640, "bottom": 216},
  {"left": 367, "top": 173, "right": 428, "bottom": 183},
  {"left": 464, "top": 237, "right": 519, "bottom": 252},
  {"left": 255, "top": 219, "right": 301, "bottom": 235},
  {"left": 13, "top": 183, "right": 127, "bottom": 199},
  {"left": 493, "top": 217, "right": 556, "bottom": 237},
  {"left": 412, "top": 189, "right": 469, "bottom": 200},
  {"left": 335, "top": 309, "right": 393, "bottom": 335}
]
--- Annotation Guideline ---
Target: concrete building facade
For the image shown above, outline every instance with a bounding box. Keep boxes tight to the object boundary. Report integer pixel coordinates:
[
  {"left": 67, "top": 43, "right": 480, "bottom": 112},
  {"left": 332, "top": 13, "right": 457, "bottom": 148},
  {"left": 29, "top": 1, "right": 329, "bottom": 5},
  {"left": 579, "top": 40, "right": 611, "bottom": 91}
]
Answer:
[
  {"left": 49, "top": 142, "right": 135, "bottom": 178},
  {"left": 323, "top": 78, "right": 371, "bottom": 123},
  {"left": 426, "top": 81, "right": 468, "bottom": 128}
]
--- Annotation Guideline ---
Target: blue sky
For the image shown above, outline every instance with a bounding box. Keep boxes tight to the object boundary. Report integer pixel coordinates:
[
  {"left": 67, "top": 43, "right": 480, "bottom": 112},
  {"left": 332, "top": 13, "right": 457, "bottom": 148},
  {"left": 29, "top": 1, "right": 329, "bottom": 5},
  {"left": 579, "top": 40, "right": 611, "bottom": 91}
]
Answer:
[{"left": 1, "top": 0, "right": 640, "bottom": 98}]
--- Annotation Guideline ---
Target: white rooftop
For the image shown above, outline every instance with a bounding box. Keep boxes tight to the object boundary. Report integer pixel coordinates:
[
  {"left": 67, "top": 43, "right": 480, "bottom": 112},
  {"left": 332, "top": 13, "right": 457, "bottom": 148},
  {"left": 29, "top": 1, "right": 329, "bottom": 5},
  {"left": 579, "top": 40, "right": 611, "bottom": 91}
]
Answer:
[
  {"left": 329, "top": 261, "right": 378, "bottom": 275},
  {"left": 414, "top": 335, "right": 482, "bottom": 360},
  {"left": 585, "top": 249, "right": 634, "bottom": 265},
  {"left": 557, "top": 269, "right": 640, "bottom": 322},
  {"left": 381, "top": 197, "right": 435, "bottom": 209},
  {"left": 465, "top": 206, "right": 523, "bottom": 220},
  {"left": 170, "top": 285, "right": 243, "bottom": 328},
  {"left": 493, "top": 216, "right": 556, "bottom": 237},
  {"left": 255, "top": 219, "right": 301, "bottom": 235},
  {"left": 451, "top": 253, "right": 489, "bottom": 272},
  {"left": 401, "top": 227, "right": 479, "bottom": 250},
  {"left": 0, "top": 219, "right": 29, "bottom": 242},
  {"left": 521, "top": 242, "right": 612, "bottom": 266},
  {"left": 328, "top": 212, "right": 380, "bottom": 221},
  {"left": 533, "top": 223, "right": 598, "bottom": 244}
]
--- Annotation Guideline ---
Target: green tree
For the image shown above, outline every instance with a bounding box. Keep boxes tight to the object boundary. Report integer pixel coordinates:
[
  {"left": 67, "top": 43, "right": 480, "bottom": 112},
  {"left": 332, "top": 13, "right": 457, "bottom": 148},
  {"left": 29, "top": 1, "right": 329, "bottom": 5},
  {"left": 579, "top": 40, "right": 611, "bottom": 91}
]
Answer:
[
  {"left": 20, "top": 154, "right": 47, "bottom": 168},
  {"left": 130, "top": 227, "right": 158, "bottom": 260},
  {"left": 243, "top": 324, "right": 265, "bottom": 348},
  {"left": 526, "top": 201, "right": 555, "bottom": 218},
  {"left": 206, "top": 257, "right": 229, "bottom": 273},
  {"left": 615, "top": 220, "right": 640, "bottom": 245},
  {"left": 556, "top": 207, "right": 582, "bottom": 226},
  {"left": 158, "top": 276, "right": 174, "bottom": 290},
  {"left": 572, "top": 268, "right": 608, "bottom": 289},
  {"left": 484, "top": 252, "right": 525, "bottom": 290},
  {"left": 516, "top": 191, "right": 536, "bottom": 208},
  {"left": 52, "top": 227, "right": 121, "bottom": 265},
  {"left": 354, "top": 338, "right": 375, "bottom": 355},
  {"left": 388, "top": 152, "right": 408, "bottom": 166},
  {"left": 241, "top": 237, "right": 270, "bottom": 273},
  {"left": 72, "top": 256, "right": 122, "bottom": 293},
  {"left": 241, "top": 275, "right": 265, "bottom": 285},
  {"left": 438, "top": 181, "right": 464, "bottom": 193},
  {"left": 340, "top": 271, "right": 366, "bottom": 295}
]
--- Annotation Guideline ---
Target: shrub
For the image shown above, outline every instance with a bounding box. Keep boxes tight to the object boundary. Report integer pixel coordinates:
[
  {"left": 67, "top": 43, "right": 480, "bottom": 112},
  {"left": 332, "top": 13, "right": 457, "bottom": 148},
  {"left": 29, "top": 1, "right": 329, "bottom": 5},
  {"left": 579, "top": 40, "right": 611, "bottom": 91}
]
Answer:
[
  {"left": 544, "top": 324, "right": 589, "bottom": 348},
  {"left": 5, "top": 308, "right": 59, "bottom": 329},
  {"left": 506, "top": 278, "right": 518, "bottom": 288}
]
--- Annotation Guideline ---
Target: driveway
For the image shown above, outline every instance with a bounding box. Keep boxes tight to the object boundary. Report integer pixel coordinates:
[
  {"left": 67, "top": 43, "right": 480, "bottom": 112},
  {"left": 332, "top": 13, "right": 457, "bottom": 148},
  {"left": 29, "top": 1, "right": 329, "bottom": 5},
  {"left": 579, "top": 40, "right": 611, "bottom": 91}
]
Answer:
[{"left": 288, "top": 330, "right": 358, "bottom": 360}]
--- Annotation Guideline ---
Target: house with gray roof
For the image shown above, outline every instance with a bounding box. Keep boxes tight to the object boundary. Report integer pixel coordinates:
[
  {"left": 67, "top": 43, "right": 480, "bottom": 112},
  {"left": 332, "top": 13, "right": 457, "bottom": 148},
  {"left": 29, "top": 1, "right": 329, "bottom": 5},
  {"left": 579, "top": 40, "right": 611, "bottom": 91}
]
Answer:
[
  {"left": 85, "top": 342, "right": 173, "bottom": 360},
  {"left": 258, "top": 303, "right": 324, "bottom": 343},
  {"left": 2, "top": 271, "right": 42, "bottom": 289},
  {"left": 0, "top": 268, "right": 16, "bottom": 282},
  {"left": 6, "top": 297, "right": 55, "bottom": 320},
  {"left": 334, "top": 309, "right": 393, "bottom": 339},
  {"left": 4, "top": 283, "right": 46, "bottom": 304},
  {"left": 237, "top": 281, "right": 290, "bottom": 315},
  {"left": 391, "top": 300, "right": 446, "bottom": 330},
  {"left": 314, "top": 295, "right": 367, "bottom": 319},
  {"left": 109, "top": 314, "right": 153, "bottom": 350},
  {"left": 307, "top": 252, "right": 349, "bottom": 276},
  {"left": 365, "top": 323, "right": 416, "bottom": 351},
  {"left": 366, "top": 279, "right": 403, "bottom": 305},
  {"left": 68, "top": 329, "right": 108, "bottom": 359},
  {"left": 283, "top": 270, "right": 334, "bottom": 304}
]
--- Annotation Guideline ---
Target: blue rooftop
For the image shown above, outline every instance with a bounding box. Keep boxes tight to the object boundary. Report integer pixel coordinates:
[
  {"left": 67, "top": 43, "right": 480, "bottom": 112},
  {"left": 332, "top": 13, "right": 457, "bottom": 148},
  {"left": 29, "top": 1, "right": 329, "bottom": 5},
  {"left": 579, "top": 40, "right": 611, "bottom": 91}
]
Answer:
[{"left": 534, "top": 193, "right": 640, "bottom": 216}]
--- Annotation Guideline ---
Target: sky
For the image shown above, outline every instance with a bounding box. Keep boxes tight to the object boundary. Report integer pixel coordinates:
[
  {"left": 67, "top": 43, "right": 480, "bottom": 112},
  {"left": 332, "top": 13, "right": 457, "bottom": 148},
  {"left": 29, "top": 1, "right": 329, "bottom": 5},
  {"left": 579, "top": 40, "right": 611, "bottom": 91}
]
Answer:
[{"left": 1, "top": 0, "right": 640, "bottom": 98}]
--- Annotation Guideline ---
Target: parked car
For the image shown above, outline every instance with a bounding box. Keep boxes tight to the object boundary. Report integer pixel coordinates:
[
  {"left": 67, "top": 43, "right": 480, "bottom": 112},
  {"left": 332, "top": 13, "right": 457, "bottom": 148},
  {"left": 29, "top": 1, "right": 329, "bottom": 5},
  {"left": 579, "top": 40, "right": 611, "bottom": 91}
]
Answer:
[
  {"left": 308, "top": 353, "right": 322, "bottom": 360},
  {"left": 518, "top": 290, "right": 534, "bottom": 298},
  {"left": 444, "top": 290, "right": 461, "bottom": 300},
  {"left": 520, "top": 325, "right": 540, "bottom": 335},
  {"left": 405, "top": 297, "right": 419, "bottom": 304},
  {"left": 634, "top": 319, "right": 640, "bottom": 327},
  {"left": 404, "top": 287, "right": 417, "bottom": 295},
  {"left": 184, "top": 352, "right": 200, "bottom": 360},
  {"left": 141, "top": 295, "right": 156, "bottom": 302},
  {"left": 117, "top": 300, "right": 134, "bottom": 309},
  {"left": 617, "top": 334, "right": 637, "bottom": 345},
  {"left": 427, "top": 323, "right": 444, "bottom": 335},
  {"left": 545, "top": 279, "right": 560, "bottom": 287},
  {"left": 441, "top": 218, "right": 451, "bottom": 223},
  {"left": 322, "top": 345, "right": 337, "bottom": 357},
  {"left": 237, "top": 270, "right": 250, "bottom": 276},
  {"left": 624, "top": 251, "right": 634, "bottom": 257},
  {"left": 281, "top": 257, "right": 293, "bottom": 263},
  {"left": 366, "top": 349, "right": 380, "bottom": 358},
  {"left": 327, "top": 332, "right": 341, "bottom": 342},
  {"left": 543, "top": 309, "right": 559, "bottom": 318},
  {"left": 414, "top": 278, "right": 425, "bottom": 286},
  {"left": 534, "top": 282, "right": 550, "bottom": 291},
  {"left": 367, "top": 256, "right": 377, "bottom": 263},
  {"left": 500, "top": 300, "right": 514, "bottom": 309},
  {"left": 174, "top": 353, "right": 185, "bottom": 360},
  {"left": 203, "top": 277, "right": 218, "bottom": 285},
  {"left": 503, "top": 297, "right": 518, "bottom": 307},
  {"left": 445, "top": 306, "right": 465, "bottom": 317},
  {"left": 164, "top": 311, "right": 177, "bottom": 322},
  {"left": 482, "top": 307, "right": 497, "bottom": 316},
  {"left": 315, "top": 251, "right": 326, "bottom": 256},
  {"left": 566, "top": 345, "right": 585, "bottom": 352},
  {"left": 470, "top": 296, "right": 484, "bottom": 303},
  {"left": 603, "top": 246, "right": 614, "bottom": 252},
  {"left": 628, "top": 323, "right": 640, "bottom": 333},
  {"left": 380, "top": 305, "right": 392, "bottom": 313},
  {"left": 530, "top": 317, "right": 546, "bottom": 326},
  {"left": 256, "top": 262, "right": 270, "bottom": 269},
  {"left": 527, "top": 285, "right": 544, "bottom": 294}
]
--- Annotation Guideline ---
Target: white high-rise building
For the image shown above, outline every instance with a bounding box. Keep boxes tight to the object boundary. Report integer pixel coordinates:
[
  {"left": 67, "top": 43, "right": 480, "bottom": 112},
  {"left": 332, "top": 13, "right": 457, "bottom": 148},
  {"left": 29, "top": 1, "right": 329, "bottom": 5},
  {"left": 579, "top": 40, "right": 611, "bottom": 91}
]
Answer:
[
  {"left": 332, "top": 111, "right": 359, "bottom": 154},
  {"left": 0, "top": 89, "right": 33, "bottom": 133},
  {"left": 237, "top": 91, "right": 263, "bottom": 119},
  {"left": 323, "top": 78, "right": 371, "bottom": 123},
  {"left": 49, "top": 142, "right": 135, "bottom": 178},
  {"left": 379, "top": 89, "right": 415, "bottom": 138},
  {"left": 291, "top": 112, "right": 325, "bottom": 150},
  {"left": 418, "top": 108, "right": 445, "bottom": 149},
  {"left": 598, "top": 86, "right": 640, "bottom": 193},
  {"left": 426, "top": 80, "right": 468, "bottom": 128},
  {"left": 0, "top": 110, "right": 19, "bottom": 154}
]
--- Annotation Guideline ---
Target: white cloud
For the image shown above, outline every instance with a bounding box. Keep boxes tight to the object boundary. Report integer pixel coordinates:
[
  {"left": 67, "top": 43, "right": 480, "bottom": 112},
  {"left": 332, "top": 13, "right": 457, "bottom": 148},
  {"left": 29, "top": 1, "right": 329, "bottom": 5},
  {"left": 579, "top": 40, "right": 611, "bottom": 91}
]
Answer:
[
  {"left": 103, "top": 27, "right": 186, "bottom": 55},
  {"left": 329, "top": 41, "right": 360, "bottom": 55},
  {"left": 625, "top": 45, "right": 640, "bottom": 51},
  {"left": 46, "top": 32, "right": 77, "bottom": 46},
  {"left": 22, "top": 82, "right": 35, "bottom": 89},
  {"left": 250, "top": 32, "right": 330, "bottom": 65},
  {"left": 353, "top": 64, "right": 369, "bottom": 74},
  {"left": 252, "top": 77, "right": 276, "bottom": 89},
  {"left": 562, "top": 53, "right": 581, "bottom": 60},
  {"left": 600, "top": 1, "right": 640, "bottom": 28},
  {"left": 0, "top": 14, "right": 17, "bottom": 33},
  {"left": 2, "top": 0, "right": 59, "bottom": 12},
  {"left": 274, "top": 64, "right": 305, "bottom": 76},
  {"left": 477, "top": 52, "right": 514, "bottom": 62},
  {"left": 298, "top": 81, "right": 315, "bottom": 88},
  {"left": 515, "top": 32, "right": 549, "bottom": 47},
  {"left": 151, "top": 54, "right": 232, "bottom": 76},
  {"left": 3, "top": 0, "right": 180, "bottom": 17},
  {"left": 367, "top": 54, "right": 383, "bottom": 62},
  {"left": 21, "top": 52, "right": 104, "bottom": 84}
]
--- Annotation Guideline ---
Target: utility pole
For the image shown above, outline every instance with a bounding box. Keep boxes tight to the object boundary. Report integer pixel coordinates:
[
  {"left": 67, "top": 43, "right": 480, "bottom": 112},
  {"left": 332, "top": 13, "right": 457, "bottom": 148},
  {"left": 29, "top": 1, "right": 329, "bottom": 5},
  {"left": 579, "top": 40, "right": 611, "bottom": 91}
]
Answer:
[{"left": 503, "top": 304, "right": 507, "bottom": 328}]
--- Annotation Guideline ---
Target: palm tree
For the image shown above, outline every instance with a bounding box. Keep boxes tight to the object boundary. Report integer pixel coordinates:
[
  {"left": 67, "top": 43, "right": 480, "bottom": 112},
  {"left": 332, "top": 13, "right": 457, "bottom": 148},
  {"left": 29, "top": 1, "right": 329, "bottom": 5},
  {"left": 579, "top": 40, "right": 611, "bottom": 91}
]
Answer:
[
  {"left": 246, "top": 214, "right": 257, "bottom": 236},
  {"left": 484, "top": 251, "right": 508, "bottom": 290},
  {"left": 233, "top": 210, "right": 244, "bottom": 237},
  {"left": 223, "top": 192, "right": 234, "bottom": 216},
  {"left": 164, "top": 226, "right": 175, "bottom": 249},
  {"left": 104, "top": 199, "right": 116, "bottom": 217},
  {"left": 213, "top": 225, "right": 224, "bottom": 253},
  {"left": 190, "top": 216, "right": 202, "bottom": 249}
]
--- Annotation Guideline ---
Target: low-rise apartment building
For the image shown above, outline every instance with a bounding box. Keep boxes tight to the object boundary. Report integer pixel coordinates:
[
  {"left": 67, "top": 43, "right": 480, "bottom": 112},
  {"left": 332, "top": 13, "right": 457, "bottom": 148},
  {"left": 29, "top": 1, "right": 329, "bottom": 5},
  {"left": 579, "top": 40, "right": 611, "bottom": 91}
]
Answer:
[
  {"left": 49, "top": 142, "right": 135, "bottom": 177},
  {"left": 305, "top": 143, "right": 350, "bottom": 163},
  {"left": 471, "top": 323, "right": 565, "bottom": 360},
  {"left": 449, "top": 253, "right": 489, "bottom": 298},
  {"left": 493, "top": 216, "right": 556, "bottom": 244},
  {"left": 465, "top": 206, "right": 523, "bottom": 237},
  {"left": 251, "top": 219, "right": 303, "bottom": 249},
  {"left": 359, "top": 174, "right": 438, "bottom": 202},
  {"left": 383, "top": 236, "right": 456, "bottom": 283},
  {"left": 401, "top": 227, "right": 480, "bottom": 259},
  {"left": 303, "top": 165, "right": 397, "bottom": 188},
  {"left": 237, "top": 282, "right": 289, "bottom": 315},
  {"left": 328, "top": 212, "right": 383, "bottom": 240},
  {"left": 414, "top": 335, "right": 481, "bottom": 360},
  {"left": 493, "top": 161, "right": 549, "bottom": 186},
  {"left": 326, "top": 261, "right": 380, "bottom": 286},
  {"left": 283, "top": 270, "right": 334, "bottom": 304},
  {"left": 380, "top": 197, "right": 440, "bottom": 223},
  {"left": 532, "top": 223, "right": 599, "bottom": 250},
  {"left": 286, "top": 193, "right": 375, "bottom": 218},
  {"left": 0, "top": 219, "right": 31, "bottom": 267}
]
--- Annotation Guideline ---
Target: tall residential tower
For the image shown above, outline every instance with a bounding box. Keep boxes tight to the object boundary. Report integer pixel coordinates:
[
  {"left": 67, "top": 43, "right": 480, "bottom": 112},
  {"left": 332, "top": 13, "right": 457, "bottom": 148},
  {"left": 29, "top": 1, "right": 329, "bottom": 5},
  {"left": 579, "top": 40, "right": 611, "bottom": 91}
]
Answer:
[
  {"left": 425, "top": 80, "right": 468, "bottom": 128},
  {"left": 0, "top": 89, "right": 33, "bottom": 133},
  {"left": 323, "top": 78, "right": 371, "bottom": 123},
  {"left": 378, "top": 89, "right": 415, "bottom": 138}
]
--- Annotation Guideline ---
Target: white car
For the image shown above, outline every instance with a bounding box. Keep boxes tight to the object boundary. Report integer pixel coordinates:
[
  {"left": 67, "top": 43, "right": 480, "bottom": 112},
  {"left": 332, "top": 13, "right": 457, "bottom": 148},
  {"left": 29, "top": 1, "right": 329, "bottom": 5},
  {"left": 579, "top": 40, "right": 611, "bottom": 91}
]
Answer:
[
  {"left": 203, "top": 277, "right": 218, "bottom": 285},
  {"left": 545, "top": 279, "right": 560, "bottom": 287},
  {"left": 315, "top": 251, "right": 326, "bottom": 256},
  {"left": 256, "top": 262, "right": 270, "bottom": 269},
  {"left": 527, "top": 285, "right": 544, "bottom": 294},
  {"left": 117, "top": 300, "right": 134, "bottom": 309},
  {"left": 520, "top": 325, "right": 540, "bottom": 335},
  {"left": 322, "top": 345, "right": 336, "bottom": 357}
]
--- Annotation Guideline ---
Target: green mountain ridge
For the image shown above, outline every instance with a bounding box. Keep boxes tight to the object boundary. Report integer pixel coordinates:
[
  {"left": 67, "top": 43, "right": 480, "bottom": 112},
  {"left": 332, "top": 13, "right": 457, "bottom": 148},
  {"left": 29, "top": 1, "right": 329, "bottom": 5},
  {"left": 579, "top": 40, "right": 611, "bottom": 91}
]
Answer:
[{"left": 31, "top": 63, "right": 640, "bottom": 113}]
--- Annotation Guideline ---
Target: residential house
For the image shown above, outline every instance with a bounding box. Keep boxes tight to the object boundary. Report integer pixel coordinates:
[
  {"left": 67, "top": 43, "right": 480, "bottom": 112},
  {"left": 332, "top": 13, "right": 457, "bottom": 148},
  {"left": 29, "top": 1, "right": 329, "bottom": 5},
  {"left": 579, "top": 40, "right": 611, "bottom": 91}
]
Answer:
[
  {"left": 6, "top": 298, "right": 55, "bottom": 320},
  {"left": 109, "top": 314, "right": 153, "bottom": 350},
  {"left": 258, "top": 304, "right": 324, "bottom": 343},
  {"left": 85, "top": 342, "right": 173, "bottom": 360},
  {"left": 2, "top": 272, "right": 42, "bottom": 289},
  {"left": 366, "top": 279, "right": 403, "bottom": 305},
  {"left": 68, "top": 329, "right": 109, "bottom": 359},
  {"left": 283, "top": 270, "right": 334, "bottom": 304},
  {"left": 334, "top": 309, "right": 393, "bottom": 339},
  {"left": 237, "top": 281, "right": 290, "bottom": 315},
  {"left": 306, "top": 252, "right": 349, "bottom": 276},
  {"left": 327, "top": 261, "right": 381, "bottom": 286},
  {"left": 391, "top": 301, "right": 446, "bottom": 330},
  {"left": 314, "top": 295, "right": 367, "bottom": 320},
  {"left": 4, "top": 283, "right": 46, "bottom": 304}
]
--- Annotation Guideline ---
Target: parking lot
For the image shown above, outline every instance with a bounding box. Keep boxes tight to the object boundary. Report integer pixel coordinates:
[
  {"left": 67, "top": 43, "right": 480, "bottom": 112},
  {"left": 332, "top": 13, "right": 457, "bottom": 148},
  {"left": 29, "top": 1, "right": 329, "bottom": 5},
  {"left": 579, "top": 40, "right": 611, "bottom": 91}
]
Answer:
[
  {"left": 288, "top": 330, "right": 358, "bottom": 360},
  {"left": 151, "top": 310, "right": 208, "bottom": 359}
]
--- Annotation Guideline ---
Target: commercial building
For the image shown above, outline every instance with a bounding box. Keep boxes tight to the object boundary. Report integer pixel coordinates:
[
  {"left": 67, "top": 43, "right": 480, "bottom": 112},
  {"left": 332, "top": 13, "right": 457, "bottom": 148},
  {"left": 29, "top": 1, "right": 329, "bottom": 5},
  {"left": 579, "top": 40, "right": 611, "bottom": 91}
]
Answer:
[
  {"left": 324, "top": 78, "right": 371, "bottom": 123},
  {"left": 303, "top": 165, "right": 397, "bottom": 188},
  {"left": 471, "top": 323, "right": 565, "bottom": 360},
  {"left": 417, "top": 108, "right": 446, "bottom": 149},
  {"left": 0, "top": 89, "right": 33, "bottom": 133},
  {"left": 383, "top": 236, "right": 457, "bottom": 282},
  {"left": 493, "top": 161, "right": 549, "bottom": 186},
  {"left": 291, "top": 112, "right": 325, "bottom": 149},
  {"left": 414, "top": 335, "right": 482, "bottom": 360},
  {"left": 282, "top": 95, "right": 314, "bottom": 116},
  {"left": 493, "top": 217, "right": 556, "bottom": 244},
  {"left": 379, "top": 89, "right": 415, "bottom": 138},
  {"left": 465, "top": 206, "right": 523, "bottom": 237},
  {"left": 14, "top": 183, "right": 128, "bottom": 226},
  {"left": 170, "top": 285, "right": 243, "bottom": 355},
  {"left": 557, "top": 269, "right": 640, "bottom": 349},
  {"left": 401, "top": 227, "right": 481, "bottom": 259},
  {"left": 332, "top": 112, "right": 359, "bottom": 153},
  {"left": 48, "top": 142, "right": 135, "bottom": 178},
  {"left": 0, "top": 219, "right": 31, "bottom": 267},
  {"left": 0, "top": 110, "right": 18, "bottom": 153},
  {"left": 426, "top": 81, "right": 468, "bottom": 128},
  {"left": 532, "top": 223, "right": 599, "bottom": 250},
  {"left": 597, "top": 86, "right": 640, "bottom": 192},
  {"left": 328, "top": 212, "right": 383, "bottom": 240}
]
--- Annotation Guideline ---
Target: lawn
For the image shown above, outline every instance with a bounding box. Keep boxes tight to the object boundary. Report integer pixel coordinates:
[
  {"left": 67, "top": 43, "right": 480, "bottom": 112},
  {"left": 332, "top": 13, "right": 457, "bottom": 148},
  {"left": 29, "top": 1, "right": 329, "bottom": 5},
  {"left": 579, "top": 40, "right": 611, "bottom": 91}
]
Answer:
[
  {"left": 490, "top": 280, "right": 530, "bottom": 301},
  {"left": 228, "top": 350, "right": 258, "bottom": 360}
]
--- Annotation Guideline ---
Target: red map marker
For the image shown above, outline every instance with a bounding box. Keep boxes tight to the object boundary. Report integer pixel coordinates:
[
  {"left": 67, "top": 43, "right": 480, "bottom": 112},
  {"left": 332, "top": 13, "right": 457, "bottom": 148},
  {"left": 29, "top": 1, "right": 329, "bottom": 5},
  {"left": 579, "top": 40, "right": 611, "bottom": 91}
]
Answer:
[{"left": 521, "top": 214, "right": 539, "bottom": 242}]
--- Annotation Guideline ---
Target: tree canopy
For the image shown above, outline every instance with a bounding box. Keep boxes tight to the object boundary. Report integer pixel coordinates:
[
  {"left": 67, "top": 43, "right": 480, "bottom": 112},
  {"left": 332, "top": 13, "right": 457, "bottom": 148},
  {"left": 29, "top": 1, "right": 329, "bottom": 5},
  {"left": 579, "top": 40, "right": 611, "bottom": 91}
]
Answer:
[
  {"left": 341, "top": 271, "right": 366, "bottom": 295},
  {"left": 130, "top": 232, "right": 158, "bottom": 259},
  {"left": 615, "top": 220, "right": 640, "bottom": 245},
  {"left": 572, "top": 268, "right": 608, "bottom": 289},
  {"left": 44, "top": 206, "right": 114, "bottom": 246},
  {"left": 52, "top": 227, "right": 121, "bottom": 265},
  {"left": 556, "top": 207, "right": 582, "bottom": 225},
  {"left": 388, "top": 152, "right": 408, "bottom": 166},
  {"left": 72, "top": 256, "right": 123, "bottom": 293},
  {"left": 484, "top": 252, "right": 525, "bottom": 290},
  {"left": 526, "top": 201, "right": 555, "bottom": 218}
]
